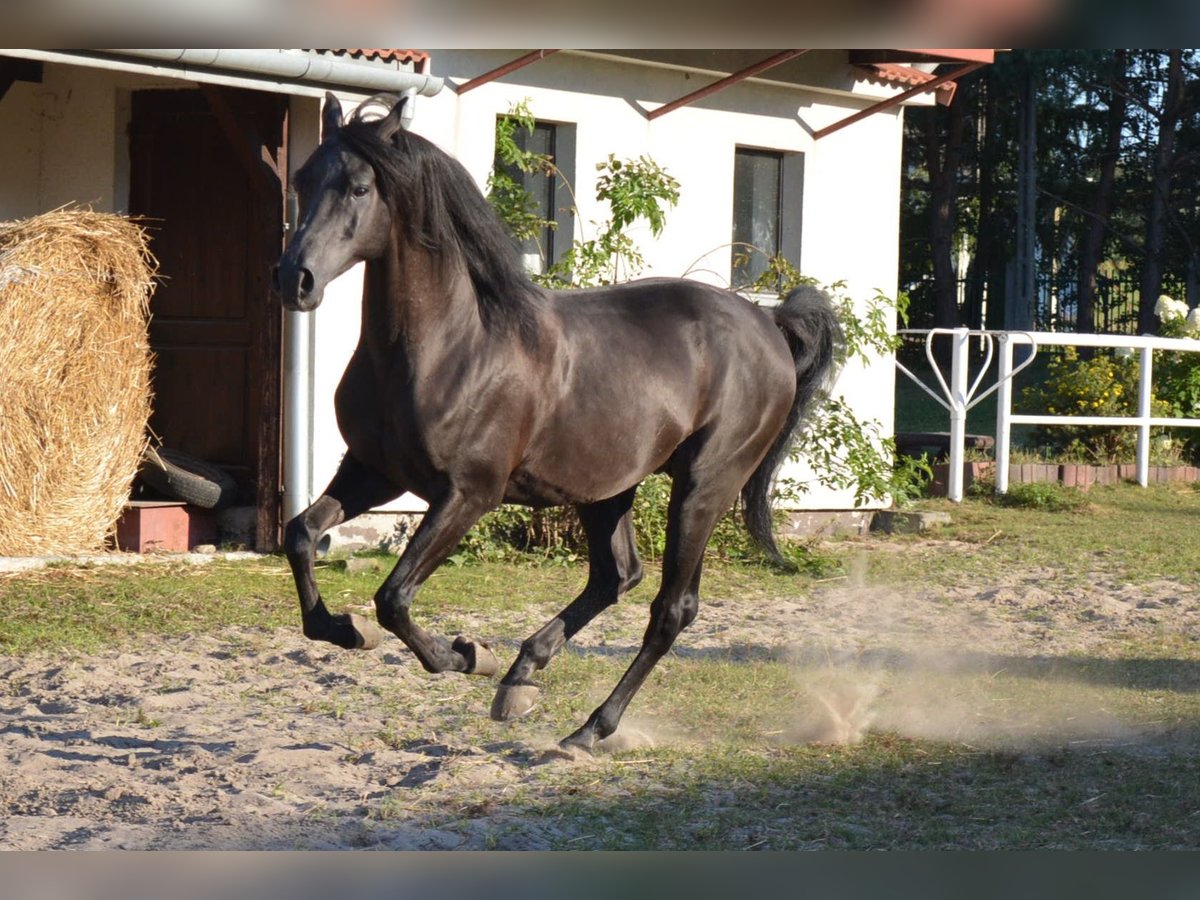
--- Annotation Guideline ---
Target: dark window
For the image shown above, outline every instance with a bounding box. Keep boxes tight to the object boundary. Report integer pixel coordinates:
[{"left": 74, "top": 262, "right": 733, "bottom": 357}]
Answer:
[
  {"left": 494, "top": 119, "right": 575, "bottom": 274},
  {"left": 731, "top": 147, "right": 803, "bottom": 290}
]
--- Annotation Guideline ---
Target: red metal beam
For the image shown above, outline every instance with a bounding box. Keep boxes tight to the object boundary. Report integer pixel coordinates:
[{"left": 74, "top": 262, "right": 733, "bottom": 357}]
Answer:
[
  {"left": 457, "top": 49, "right": 559, "bottom": 94},
  {"left": 646, "top": 49, "right": 810, "bottom": 121},
  {"left": 813, "top": 61, "right": 984, "bottom": 140}
]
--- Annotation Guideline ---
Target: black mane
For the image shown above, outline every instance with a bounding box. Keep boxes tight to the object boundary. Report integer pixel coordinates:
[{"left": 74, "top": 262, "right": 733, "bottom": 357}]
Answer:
[{"left": 334, "top": 120, "right": 544, "bottom": 349}]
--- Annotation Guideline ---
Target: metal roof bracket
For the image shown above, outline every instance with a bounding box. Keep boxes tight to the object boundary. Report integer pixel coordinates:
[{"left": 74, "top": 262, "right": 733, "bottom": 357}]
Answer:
[
  {"left": 645, "top": 49, "right": 810, "bottom": 121},
  {"left": 813, "top": 61, "right": 985, "bottom": 140}
]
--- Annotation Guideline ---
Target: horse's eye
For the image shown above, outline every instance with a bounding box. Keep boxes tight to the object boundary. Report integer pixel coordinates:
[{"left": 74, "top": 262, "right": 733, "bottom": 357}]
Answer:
[{"left": 351, "top": 185, "right": 370, "bottom": 198}]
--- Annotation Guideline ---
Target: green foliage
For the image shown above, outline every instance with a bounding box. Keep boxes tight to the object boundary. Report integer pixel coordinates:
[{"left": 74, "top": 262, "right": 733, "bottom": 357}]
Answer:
[
  {"left": 743, "top": 258, "right": 916, "bottom": 506},
  {"left": 547, "top": 154, "right": 680, "bottom": 287},
  {"left": 1021, "top": 347, "right": 1170, "bottom": 463},
  {"left": 967, "top": 475, "right": 1090, "bottom": 512},
  {"left": 890, "top": 453, "right": 936, "bottom": 507},
  {"left": 486, "top": 100, "right": 559, "bottom": 250},
  {"left": 488, "top": 101, "right": 680, "bottom": 287},
  {"left": 1153, "top": 306, "right": 1200, "bottom": 461},
  {"left": 452, "top": 473, "right": 836, "bottom": 572}
]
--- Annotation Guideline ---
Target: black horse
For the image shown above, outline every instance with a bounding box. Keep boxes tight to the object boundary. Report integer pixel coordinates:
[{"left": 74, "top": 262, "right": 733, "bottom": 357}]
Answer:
[{"left": 272, "top": 93, "right": 840, "bottom": 753}]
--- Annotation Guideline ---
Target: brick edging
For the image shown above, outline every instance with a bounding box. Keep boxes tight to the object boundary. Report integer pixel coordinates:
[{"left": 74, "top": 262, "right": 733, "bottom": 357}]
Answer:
[{"left": 931, "top": 462, "right": 1200, "bottom": 495}]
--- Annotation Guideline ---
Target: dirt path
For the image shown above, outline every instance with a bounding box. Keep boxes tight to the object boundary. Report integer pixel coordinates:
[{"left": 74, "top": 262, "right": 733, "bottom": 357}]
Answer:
[{"left": 2, "top": 548, "right": 1198, "bottom": 849}]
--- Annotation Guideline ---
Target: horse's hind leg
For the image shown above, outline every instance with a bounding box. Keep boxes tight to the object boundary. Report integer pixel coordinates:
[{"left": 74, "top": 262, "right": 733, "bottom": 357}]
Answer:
[
  {"left": 492, "top": 489, "right": 641, "bottom": 721},
  {"left": 285, "top": 455, "right": 401, "bottom": 650},
  {"left": 558, "top": 467, "right": 739, "bottom": 754}
]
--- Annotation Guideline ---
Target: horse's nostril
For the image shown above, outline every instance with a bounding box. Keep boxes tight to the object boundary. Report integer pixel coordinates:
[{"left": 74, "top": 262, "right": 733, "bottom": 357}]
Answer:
[{"left": 299, "top": 268, "right": 315, "bottom": 296}]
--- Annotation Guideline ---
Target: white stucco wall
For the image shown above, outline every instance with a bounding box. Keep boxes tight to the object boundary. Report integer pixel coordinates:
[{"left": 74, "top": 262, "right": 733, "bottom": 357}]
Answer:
[
  {"left": 0, "top": 65, "right": 181, "bottom": 220},
  {"left": 308, "top": 51, "right": 904, "bottom": 513}
]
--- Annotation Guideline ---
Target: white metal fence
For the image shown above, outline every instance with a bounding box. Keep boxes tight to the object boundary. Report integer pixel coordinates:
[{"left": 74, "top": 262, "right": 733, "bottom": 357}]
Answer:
[{"left": 897, "top": 328, "right": 1200, "bottom": 501}]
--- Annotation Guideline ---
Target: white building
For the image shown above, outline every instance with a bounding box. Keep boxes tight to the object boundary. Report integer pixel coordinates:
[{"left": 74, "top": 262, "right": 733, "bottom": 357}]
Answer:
[{"left": 0, "top": 49, "right": 990, "bottom": 549}]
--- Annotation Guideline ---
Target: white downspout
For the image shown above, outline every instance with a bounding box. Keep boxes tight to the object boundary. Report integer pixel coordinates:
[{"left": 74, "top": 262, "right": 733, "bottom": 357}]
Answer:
[{"left": 282, "top": 311, "right": 312, "bottom": 525}]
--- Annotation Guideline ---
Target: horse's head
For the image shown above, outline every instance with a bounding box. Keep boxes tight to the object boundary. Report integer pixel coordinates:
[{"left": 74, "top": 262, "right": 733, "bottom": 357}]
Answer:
[{"left": 272, "top": 93, "right": 407, "bottom": 312}]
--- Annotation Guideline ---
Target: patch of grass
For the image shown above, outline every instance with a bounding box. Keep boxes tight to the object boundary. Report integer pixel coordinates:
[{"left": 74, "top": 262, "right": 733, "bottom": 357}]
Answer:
[
  {"left": 970, "top": 477, "right": 1092, "bottom": 512},
  {"left": 862, "top": 482, "right": 1200, "bottom": 585},
  {"left": 522, "top": 738, "right": 1200, "bottom": 849},
  {"left": 0, "top": 559, "right": 297, "bottom": 656}
]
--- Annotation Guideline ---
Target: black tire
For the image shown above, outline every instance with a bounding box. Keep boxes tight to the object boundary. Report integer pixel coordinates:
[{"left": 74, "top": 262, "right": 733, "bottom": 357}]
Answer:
[{"left": 139, "top": 447, "right": 239, "bottom": 510}]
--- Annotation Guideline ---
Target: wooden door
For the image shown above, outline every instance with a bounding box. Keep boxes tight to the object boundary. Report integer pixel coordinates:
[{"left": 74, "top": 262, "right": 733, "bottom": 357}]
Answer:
[{"left": 129, "top": 88, "right": 287, "bottom": 549}]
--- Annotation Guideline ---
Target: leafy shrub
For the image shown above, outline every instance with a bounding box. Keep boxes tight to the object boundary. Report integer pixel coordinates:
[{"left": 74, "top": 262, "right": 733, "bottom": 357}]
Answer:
[
  {"left": 966, "top": 476, "right": 1090, "bottom": 512},
  {"left": 1021, "top": 347, "right": 1171, "bottom": 463},
  {"left": 1152, "top": 294, "right": 1200, "bottom": 461},
  {"left": 453, "top": 474, "right": 836, "bottom": 573},
  {"left": 488, "top": 102, "right": 679, "bottom": 288}
]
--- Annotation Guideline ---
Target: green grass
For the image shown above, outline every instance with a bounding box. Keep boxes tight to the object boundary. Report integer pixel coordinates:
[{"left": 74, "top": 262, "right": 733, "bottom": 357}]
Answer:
[{"left": 520, "top": 739, "right": 1200, "bottom": 849}]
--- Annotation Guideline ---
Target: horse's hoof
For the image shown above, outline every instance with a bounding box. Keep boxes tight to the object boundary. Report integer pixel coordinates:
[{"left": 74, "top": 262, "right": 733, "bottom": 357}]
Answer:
[
  {"left": 346, "top": 613, "right": 383, "bottom": 650},
  {"left": 490, "top": 683, "right": 540, "bottom": 721},
  {"left": 453, "top": 636, "right": 499, "bottom": 677}
]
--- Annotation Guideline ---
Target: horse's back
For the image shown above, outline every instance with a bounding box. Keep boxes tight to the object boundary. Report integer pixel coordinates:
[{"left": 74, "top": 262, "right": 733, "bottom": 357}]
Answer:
[
  {"left": 512, "top": 278, "right": 796, "bottom": 503},
  {"left": 551, "top": 278, "right": 787, "bottom": 362},
  {"left": 551, "top": 278, "right": 793, "bottom": 387}
]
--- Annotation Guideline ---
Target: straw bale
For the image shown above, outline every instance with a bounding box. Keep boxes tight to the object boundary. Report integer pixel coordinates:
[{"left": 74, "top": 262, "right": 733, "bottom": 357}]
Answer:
[{"left": 0, "top": 208, "right": 156, "bottom": 556}]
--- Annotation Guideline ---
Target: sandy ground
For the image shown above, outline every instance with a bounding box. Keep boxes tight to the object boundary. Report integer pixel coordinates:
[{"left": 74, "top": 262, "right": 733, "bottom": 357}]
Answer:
[{"left": 2, "top": 543, "right": 1198, "bottom": 849}]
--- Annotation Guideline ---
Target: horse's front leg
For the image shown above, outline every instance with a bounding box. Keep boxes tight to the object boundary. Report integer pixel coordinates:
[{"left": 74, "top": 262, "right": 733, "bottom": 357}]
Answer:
[
  {"left": 373, "top": 486, "right": 499, "bottom": 676},
  {"left": 285, "top": 455, "right": 401, "bottom": 650}
]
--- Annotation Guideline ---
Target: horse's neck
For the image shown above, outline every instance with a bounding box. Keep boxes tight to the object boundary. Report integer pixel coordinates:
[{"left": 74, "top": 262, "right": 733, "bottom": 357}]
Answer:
[{"left": 359, "top": 243, "right": 481, "bottom": 367}]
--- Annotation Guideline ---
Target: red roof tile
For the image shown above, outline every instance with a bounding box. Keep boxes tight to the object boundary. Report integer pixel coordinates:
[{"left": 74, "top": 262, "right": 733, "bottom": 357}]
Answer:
[
  {"left": 315, "top": 48, "right": 429, "bottom": 64},
  {"left": 855, "top": 62, "right": 957, "bottom": 104}
]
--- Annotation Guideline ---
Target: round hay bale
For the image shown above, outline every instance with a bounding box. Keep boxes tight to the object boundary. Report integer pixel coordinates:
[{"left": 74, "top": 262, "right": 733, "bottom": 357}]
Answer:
[{"left": 0, "top": 209, "right": 156, "bottom": 556}]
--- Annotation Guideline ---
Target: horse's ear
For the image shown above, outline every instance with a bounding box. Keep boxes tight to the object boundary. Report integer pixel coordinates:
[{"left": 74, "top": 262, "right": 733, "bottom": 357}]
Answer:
[
  {"left": 375, "top": 95, "right": 410, "bottom": 143},
  {"left": 321, "top": 92, "right": 343, "bottom": 141}
]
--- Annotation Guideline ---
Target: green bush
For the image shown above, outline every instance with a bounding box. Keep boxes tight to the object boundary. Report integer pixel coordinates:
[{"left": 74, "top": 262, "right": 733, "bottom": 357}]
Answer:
[
  {"left": 967, "top": 476, "right": 1090, "bottom": 512},
  {"left": 1153, "top": 296, "right": 1200, "bottom": 461},
  {"left": 1021, "top": 347, "right": 1171, "bottom": 463},
  {"left": 454, "top": 474, "right": 838, "bottom": 574}
]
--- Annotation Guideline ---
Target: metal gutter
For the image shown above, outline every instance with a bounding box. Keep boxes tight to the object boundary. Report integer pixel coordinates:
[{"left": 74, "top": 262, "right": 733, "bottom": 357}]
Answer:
[{"left": 1, "top": 49, "right": 443, "bottom": 98}]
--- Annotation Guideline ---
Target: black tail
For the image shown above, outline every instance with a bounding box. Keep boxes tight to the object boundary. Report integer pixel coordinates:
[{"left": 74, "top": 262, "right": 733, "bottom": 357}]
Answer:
[{"left": 741, "top": 284, "right": 842, "bottom": 569}]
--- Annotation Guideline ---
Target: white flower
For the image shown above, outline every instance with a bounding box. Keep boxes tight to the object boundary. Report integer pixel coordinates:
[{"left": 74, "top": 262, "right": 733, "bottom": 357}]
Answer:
[
  {"left": 1185, "top": 308, "right": 1200, "bottom": 334},
  {"left": 1155, "top": 294, "right": 1189, "bottom": 322}
]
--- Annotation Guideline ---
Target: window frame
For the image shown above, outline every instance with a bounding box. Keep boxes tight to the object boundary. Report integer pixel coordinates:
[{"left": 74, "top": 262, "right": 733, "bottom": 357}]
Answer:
[
  {"left": 730, "top": 145, "right": 804, "bottom": 293},
  {"left": 493, "top": 116, "right": 576, "bottom": 275}
]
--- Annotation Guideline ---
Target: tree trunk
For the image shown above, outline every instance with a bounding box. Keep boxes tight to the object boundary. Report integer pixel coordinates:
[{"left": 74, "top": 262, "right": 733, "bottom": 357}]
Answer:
[
  {"left": 928, "top": 83, "right": 967, "bottom": 330},
  {"left": 1008, "top": 70, "right": 1037, "bottom": 331},
  {"left": 1140, "top": 49, "right": 1185, "bottom": 335},
  {"left": 1077, "top": 50, "right": 1128, "bottom": 335},
  {"left": 964, "top": 73, "right": 993, "bottom": 331}
]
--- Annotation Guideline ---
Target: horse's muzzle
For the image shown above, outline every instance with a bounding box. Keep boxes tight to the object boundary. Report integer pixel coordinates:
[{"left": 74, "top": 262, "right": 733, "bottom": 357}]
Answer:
[{"left": 271, "top": 262, "right": 321, "bottom": 312}]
